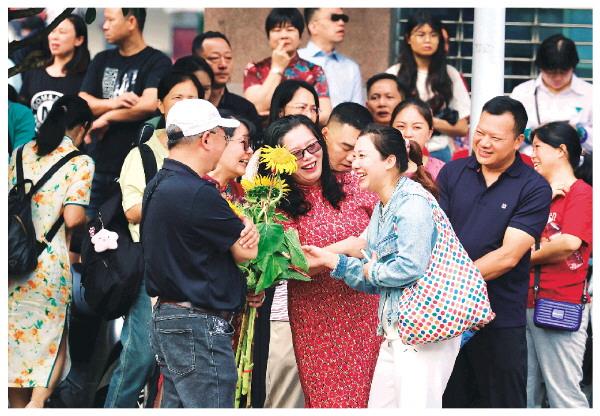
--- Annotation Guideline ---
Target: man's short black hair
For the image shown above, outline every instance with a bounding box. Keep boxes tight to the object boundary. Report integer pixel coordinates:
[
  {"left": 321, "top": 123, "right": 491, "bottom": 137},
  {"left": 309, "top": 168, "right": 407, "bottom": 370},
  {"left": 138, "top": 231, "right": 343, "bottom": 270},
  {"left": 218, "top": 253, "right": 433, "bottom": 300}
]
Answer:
[
  {"left": 123, "top": 8, "right": 146, "bottom": 32},
  {"left": 304, "top": 8, "right": 319, "bottom": 24},
  {"left": 481, "top": 96, "right": 528, "bottom": 137},
  {"left": 191, "top": 31, "right": 231, "bottom": 55},
  {"left": 328, "top": 102, "right": 374, "bottom": 131},
  {"left": 366, "top": 73, "right": 408, "bottom": 98},
  {"left": 265, "top": 8, "right": 304, "bottom": 37},
  {"left": 535, "top": 33, "right": 580, "bottom": 71}
]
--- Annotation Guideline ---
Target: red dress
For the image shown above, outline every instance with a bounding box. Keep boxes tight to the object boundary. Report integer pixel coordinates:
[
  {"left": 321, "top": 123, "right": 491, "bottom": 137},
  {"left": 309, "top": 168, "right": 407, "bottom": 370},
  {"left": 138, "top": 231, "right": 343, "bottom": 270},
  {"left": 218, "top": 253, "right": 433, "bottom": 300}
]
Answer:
[{"left": 286, "top": 173, "right": 382, "bottom": 408}]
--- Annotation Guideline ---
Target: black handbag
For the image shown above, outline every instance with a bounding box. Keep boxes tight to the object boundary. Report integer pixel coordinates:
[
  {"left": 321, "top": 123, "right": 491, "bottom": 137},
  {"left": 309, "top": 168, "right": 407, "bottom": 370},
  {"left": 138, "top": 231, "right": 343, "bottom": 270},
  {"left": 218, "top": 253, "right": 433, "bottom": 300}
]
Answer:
[
  {"left": 532, "top": 242, "right": 587, "bottom": 332},
  {"left": 8, "top": 146, "right": 81, "bottom": 277}
]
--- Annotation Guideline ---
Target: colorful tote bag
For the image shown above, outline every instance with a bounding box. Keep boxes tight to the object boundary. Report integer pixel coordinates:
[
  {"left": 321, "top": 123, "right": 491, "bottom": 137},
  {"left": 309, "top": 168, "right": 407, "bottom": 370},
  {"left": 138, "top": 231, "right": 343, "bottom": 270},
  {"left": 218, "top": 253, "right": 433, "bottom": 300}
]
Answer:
[{"left": 395, "top": 193, "right": 495, "bottom": 345}]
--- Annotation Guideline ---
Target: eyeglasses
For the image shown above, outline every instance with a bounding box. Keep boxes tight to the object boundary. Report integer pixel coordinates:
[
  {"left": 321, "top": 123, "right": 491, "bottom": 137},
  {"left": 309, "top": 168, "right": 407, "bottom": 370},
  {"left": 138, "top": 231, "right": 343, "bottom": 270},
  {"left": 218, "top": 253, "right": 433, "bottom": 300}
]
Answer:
[
  {"left": 209, "top": 129, "right": 232, "bottom": 143},
  {"left": 231, "top": 135, "right": 253, "bottom": 151},
  {"left": 288, "top": 104, "right": 320, "bottom": 115},
  {"left": 289, "top": 141, "right": 322, "bottom": 161},
  {"left": 330, "top": 13, "right": 349, "bottom": 23}
]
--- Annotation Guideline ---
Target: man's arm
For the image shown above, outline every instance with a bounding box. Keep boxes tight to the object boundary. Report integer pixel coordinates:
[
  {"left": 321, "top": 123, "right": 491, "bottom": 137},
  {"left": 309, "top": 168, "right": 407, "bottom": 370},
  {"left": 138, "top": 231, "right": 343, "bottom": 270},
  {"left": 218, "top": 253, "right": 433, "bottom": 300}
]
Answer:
[
  {"left": 474, "top": 227, "right": 535, "bottom": 281},
  {"left": 92, "top": 88, "right": 159, "bottom": 126},
  {"left": 79, "top": 91, "right": 141, "bottom": 117}
]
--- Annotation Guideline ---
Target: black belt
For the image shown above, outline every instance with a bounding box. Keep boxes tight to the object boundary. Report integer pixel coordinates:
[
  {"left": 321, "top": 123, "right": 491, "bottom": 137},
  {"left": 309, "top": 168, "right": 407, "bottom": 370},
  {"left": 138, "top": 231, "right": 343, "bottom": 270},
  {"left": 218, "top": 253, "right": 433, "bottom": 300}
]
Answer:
[{"left": 158, "top": 299, "right": 234, "bottom": 322}]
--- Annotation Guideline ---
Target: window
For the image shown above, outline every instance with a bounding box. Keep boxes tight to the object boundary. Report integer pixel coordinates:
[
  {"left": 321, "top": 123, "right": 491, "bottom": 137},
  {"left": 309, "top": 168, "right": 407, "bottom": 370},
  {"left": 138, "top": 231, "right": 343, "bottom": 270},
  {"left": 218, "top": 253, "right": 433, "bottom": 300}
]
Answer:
[{"left": 391, "top": 8, "right": 592, "bottom": 94}]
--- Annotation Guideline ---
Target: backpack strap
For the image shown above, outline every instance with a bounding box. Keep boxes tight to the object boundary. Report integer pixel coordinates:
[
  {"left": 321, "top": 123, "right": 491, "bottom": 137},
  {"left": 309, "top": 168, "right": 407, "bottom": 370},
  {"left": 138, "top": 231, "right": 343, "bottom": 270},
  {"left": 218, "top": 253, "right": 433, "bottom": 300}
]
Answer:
[
  {"left": 15, "top": 146, "right": 28, "bottom": 196},
  {"left": 28, "top": 150, "right": 82, "bottom": 196},
  {"left": 139, "top": 143, "right": 157, "bottom": 184},
  {"left": 25, "top": 150, "right": 83, "bottom": 255}
]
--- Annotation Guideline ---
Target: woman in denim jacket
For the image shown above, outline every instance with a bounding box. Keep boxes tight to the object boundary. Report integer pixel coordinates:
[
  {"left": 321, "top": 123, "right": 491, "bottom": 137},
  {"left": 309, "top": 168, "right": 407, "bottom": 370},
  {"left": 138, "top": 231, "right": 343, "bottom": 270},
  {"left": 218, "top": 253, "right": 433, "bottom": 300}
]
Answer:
[{"left": 303, "top": 125, "right": 461, "bottom": 407}]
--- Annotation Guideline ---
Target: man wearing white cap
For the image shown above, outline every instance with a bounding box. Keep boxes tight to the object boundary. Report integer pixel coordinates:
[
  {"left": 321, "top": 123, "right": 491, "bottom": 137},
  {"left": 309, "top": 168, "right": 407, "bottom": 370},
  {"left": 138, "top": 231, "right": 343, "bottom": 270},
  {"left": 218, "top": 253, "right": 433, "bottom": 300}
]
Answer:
[{"left": 140, "top": 99, "right": 259, "bottom": 407}]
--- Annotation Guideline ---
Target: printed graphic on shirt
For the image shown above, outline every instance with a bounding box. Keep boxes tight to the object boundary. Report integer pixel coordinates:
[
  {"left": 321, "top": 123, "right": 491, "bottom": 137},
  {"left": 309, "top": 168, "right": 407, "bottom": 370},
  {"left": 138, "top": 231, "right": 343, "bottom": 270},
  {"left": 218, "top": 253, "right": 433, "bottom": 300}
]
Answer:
[
  {"left": 30, "top": 90, "right": 63, "bottom": 130},
  {"left": 101, "top": 67, "right": 139, "bottom": 99}
]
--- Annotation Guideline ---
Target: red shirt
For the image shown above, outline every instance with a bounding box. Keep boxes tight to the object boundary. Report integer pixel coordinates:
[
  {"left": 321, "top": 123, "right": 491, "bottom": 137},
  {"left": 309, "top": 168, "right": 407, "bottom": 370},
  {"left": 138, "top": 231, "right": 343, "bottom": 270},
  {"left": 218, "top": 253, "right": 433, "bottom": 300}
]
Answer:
[
  {"left": 527, "top": 179, "right": 592, "bottom": 307},
  {"left": 243, "top": 54, "right": 329, "bottom": 98}
]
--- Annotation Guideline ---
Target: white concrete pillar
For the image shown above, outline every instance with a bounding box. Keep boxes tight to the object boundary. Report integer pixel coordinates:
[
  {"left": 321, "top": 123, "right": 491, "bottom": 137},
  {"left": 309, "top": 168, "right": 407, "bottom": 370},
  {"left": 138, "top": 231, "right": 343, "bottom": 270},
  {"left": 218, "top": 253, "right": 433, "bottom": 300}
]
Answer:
[{"left": 469, "top": 8, "right": 506, "bottom": 149}]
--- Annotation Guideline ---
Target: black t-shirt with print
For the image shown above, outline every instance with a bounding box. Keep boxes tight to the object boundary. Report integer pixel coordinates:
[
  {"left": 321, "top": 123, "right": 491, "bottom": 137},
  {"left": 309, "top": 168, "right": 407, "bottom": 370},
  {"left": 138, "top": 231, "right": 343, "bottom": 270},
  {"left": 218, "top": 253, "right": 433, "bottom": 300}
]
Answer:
[
  {"left": 21, "top": 68, "right": 85, "bottom": 130},
  {"left": 80, "top": 46, "right": 171, "bottom": 174}
]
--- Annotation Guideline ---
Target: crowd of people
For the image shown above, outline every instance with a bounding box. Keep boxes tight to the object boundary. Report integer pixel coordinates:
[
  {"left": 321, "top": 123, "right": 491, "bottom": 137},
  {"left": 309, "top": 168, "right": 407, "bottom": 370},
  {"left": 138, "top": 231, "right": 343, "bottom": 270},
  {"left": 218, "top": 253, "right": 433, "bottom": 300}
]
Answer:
[{"left": 8, "top": 7, "right": 593, "bottom": 409}]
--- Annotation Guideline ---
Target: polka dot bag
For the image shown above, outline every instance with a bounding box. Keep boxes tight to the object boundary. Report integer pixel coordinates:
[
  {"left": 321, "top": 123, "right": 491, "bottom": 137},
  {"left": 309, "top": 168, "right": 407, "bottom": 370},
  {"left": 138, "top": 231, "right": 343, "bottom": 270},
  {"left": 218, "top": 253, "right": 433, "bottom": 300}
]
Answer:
[{"left": 395, "top": 193, "right": 496, "bottom": 345}]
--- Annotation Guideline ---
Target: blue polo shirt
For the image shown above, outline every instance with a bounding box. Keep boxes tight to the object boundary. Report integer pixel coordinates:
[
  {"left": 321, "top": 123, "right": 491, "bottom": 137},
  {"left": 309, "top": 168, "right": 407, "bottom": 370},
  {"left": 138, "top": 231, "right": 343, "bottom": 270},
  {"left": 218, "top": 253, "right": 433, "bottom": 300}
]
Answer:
[
  {"left": 437, "top": 153, "right": 551, "bottom": 328},
  {"left": 141, "top": 158, "right": 246, "bottom": 312}
]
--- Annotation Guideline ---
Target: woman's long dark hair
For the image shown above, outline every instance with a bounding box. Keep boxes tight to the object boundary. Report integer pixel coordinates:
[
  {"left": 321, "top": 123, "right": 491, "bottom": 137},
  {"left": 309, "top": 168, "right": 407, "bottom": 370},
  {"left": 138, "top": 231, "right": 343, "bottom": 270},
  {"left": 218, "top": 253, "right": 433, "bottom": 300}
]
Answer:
[
  {"left": 259, "top": 115, "right": 344, "bottom": 218},
  {"left": 36, "top": 95, "right": 93, "bottom": 156},
  {"left": 269, "top": 79, "right": 320, "bottom": 125},
  {"left": 361, "top": 124, "right": 439, "bottom": 199},
  {"left": 49, "top": 14, "right": 90, "bottom": 76},
  {"left": 396, "top": 10, "right": 452, "bottom": 114},
  {"left": 531, "top": 121, "right": 592, "bottom": 186}
]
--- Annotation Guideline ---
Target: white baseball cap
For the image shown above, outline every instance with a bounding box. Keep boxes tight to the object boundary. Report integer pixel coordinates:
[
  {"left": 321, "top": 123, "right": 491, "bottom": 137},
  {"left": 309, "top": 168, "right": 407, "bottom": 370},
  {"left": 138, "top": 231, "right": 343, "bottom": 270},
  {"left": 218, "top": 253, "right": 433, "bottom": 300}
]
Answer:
[{"left": 166, "top": 99, "right": 240, "bottom": 139}]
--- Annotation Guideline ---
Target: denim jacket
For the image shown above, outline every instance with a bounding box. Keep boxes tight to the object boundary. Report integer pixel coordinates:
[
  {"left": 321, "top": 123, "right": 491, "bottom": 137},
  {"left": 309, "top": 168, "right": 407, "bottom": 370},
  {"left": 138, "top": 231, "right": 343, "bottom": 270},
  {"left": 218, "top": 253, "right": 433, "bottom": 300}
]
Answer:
[{"left": 331, "top": 176, "right": 438, "bottom": 335}]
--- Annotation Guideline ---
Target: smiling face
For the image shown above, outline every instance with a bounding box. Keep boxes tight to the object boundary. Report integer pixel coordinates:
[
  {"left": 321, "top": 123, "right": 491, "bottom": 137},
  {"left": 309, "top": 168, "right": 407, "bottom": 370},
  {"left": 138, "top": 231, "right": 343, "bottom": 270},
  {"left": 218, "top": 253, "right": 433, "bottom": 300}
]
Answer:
[
  {"left": 47, "top": 18, "right": 83, "bottom": 60},
  {"left": 392, "top": 105, "right": 433, "bottom": 150},
  {"left": 217, "top": 123, "right": 253, "bottom": 180},
  {"left": 366, "top": 79, "right": 404, "bottom": 124},
  {"left": 531, "top": 137, "right": 565, "bottom": 180},
  {"left": 269, "top": 22, "right": 301, "bottom": 55},
  {"left": 281, "top": 124, "right": 323, "bottom": 186},
  {"left": 473, "top": 111, "right": 523, "bottom": 171},
  {"left": 352, "top": 134, "right": 395, "bottom": 193}
]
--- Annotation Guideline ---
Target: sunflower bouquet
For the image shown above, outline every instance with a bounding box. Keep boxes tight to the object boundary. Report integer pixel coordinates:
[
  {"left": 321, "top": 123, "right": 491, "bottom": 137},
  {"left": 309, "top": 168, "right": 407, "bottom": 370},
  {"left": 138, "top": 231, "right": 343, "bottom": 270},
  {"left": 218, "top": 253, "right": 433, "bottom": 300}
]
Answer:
[{"left": 233, "top": 145, "right": 310, "bottom": 408}]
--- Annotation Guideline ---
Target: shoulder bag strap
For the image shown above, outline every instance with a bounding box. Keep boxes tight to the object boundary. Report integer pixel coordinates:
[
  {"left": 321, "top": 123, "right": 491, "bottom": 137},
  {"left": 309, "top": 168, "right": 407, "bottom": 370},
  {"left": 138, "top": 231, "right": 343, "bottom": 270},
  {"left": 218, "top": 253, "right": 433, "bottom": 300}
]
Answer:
[
  {"left": 533, "top": 240, "right": 541, "bottom": 300},
  {"left": 139, "top": 171, "right": 162, "bottom": 241},
  {"left": 31, "top": 150, "right": 83, "bottom": 256},
  {"left": 138, "top": 143, "right": 157, "bottom": 184}
]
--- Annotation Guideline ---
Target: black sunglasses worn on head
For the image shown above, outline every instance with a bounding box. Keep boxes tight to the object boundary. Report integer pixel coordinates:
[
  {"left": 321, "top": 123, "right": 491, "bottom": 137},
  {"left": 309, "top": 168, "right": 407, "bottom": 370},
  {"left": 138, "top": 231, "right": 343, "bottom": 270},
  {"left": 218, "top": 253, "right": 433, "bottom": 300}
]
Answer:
[{"left": 331, "top": 13, "right": 349, "bottom": 23}]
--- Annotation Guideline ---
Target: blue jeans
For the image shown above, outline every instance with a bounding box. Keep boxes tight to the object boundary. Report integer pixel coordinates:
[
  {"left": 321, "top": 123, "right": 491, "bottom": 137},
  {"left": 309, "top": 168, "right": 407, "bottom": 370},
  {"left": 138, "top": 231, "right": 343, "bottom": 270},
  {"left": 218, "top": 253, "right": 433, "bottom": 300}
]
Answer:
[
  {"left": 150, "top": 303, "right": 237, "bottom": 408},
  {"left": 104, "top": 281, "right": 155, "bottom": 408}
]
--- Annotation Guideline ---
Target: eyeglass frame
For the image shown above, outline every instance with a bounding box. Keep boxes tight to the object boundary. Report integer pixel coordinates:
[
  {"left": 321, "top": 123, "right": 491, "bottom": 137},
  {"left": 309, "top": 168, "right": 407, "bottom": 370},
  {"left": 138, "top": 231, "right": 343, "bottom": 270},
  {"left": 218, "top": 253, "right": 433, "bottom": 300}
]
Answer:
[{"left": 289, "top": 140, "right": 322, "bottom": 161}]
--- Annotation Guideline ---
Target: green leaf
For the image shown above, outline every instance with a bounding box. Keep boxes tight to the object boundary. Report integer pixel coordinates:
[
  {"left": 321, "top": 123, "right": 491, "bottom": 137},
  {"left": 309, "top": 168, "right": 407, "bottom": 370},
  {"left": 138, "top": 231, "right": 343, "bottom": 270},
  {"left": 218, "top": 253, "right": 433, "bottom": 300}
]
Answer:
[
  {"left": 84, "top": 8, "right": 96, "bottom": 24},
  {"left": 283, "top": 228, "right": 309, "bottom": 271},
  {"left": 274, "top": 212, "right": 288, "bottom": 222},
  {"left": 255, "top": 256, "right": 284, "bottom": 293}
]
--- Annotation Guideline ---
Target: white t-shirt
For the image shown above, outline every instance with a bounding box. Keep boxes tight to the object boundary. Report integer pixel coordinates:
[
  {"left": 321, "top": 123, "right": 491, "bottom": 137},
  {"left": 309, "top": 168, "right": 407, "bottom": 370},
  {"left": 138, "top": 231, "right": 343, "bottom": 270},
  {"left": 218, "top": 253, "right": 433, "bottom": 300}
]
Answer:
[
  {"left": 386, "top": 63, "right": 471, "bottom": 152},
  {"left": 510, "top": 74, "right": 593, "bottom": 153}
]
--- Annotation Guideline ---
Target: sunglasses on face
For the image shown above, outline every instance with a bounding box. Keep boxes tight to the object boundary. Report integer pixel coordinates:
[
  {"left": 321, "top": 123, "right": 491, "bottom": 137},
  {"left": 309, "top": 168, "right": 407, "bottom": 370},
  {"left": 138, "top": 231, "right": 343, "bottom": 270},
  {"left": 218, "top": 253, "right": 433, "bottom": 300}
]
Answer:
[
  {"left": 290, "top": 141, "right": 322, "bottom": 161},
  {"left": 330, "top": 13, "right": 349, "bottom": 23}
]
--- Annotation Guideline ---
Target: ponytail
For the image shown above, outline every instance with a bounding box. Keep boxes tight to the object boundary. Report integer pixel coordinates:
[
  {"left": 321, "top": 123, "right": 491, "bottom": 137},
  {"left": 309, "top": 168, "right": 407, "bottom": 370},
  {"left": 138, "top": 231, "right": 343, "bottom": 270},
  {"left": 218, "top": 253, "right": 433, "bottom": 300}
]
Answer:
[
  {"left": 36, "top": 95, "right": 93, "bottom": 156},
  {"left": 407, "top": 140, "right": 439, "bottom": 200},
  {"left": 575, "top": 153, "right": 593, "bottom": 187}
]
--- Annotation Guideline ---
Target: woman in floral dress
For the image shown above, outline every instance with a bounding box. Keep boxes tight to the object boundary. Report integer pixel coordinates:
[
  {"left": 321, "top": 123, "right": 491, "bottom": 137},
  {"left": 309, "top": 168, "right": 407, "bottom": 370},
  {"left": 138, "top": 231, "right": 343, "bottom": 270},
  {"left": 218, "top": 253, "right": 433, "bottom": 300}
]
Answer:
[
  {"left": 259, "top": 115, "right": 381, "bottom": 407},
  {"left": 8, "top": 95, "right": 94, "bottom": 408}
]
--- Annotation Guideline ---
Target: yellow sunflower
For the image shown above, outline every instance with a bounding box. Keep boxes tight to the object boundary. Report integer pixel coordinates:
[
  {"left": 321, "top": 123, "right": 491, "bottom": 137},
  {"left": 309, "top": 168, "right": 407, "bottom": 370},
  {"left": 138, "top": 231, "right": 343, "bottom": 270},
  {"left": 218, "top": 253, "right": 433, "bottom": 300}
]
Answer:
[
  {"left": 260, "top": 145, "right": 297, "bottom": 175},
  {"left": 226, "top": 199, "right": 245, "bottom": 218},
  {"left": 241, "top": 175, "right": 290, "bottom": 201}
]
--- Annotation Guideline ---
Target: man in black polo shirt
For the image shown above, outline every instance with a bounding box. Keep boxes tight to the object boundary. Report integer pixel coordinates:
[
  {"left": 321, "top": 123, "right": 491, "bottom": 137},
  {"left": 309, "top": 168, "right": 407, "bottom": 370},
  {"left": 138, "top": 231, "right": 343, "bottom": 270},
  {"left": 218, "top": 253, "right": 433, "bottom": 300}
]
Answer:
[
  {"left": 192, "top": 31, "right": 262, "bottom": 136},
  {"left": 439, "top": 96, "right": 551, "bottom": 408},
  {"left": 141, "top": 99, "right": 259, "bottom": 408}
]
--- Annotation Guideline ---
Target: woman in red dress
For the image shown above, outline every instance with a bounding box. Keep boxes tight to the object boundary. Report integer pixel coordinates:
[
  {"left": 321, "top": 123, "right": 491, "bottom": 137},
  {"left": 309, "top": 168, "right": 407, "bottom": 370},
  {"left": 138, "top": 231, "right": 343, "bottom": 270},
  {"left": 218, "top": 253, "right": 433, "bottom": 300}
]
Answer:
[{"left": 260, "top": 115, "right": 381, "bottom": 407}]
